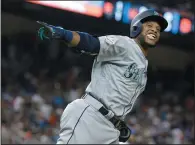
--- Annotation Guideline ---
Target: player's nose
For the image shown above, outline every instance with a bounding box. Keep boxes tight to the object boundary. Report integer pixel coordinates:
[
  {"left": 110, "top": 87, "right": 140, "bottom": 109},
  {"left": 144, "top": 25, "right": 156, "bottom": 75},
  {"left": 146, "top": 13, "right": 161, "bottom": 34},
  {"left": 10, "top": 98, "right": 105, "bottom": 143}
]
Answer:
[{"left": 150, "top": 27, "right": 158, "bottom": 34}]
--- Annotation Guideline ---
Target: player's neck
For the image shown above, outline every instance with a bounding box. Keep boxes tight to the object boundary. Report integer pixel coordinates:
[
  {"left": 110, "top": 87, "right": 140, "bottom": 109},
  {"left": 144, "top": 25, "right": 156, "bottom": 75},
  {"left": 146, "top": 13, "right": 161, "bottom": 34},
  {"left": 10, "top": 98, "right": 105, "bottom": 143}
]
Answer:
[{"left": 134, "top": 39, "right": 148, "bottom": 57}]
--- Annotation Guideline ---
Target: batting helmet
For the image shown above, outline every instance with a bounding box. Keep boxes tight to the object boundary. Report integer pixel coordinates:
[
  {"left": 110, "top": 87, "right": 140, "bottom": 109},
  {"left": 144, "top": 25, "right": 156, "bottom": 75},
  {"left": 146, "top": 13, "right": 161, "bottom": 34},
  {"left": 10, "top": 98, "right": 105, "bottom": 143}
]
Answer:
[{"left": 130, "top": 9, "right": 168, "bottom": 38}]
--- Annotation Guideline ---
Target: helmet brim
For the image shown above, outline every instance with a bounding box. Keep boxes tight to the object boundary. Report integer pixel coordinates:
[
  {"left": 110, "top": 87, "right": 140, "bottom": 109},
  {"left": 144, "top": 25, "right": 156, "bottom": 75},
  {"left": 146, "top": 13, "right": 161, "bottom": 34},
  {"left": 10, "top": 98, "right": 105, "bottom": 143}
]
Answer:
[{"left": 140, "top": 15, "right": 168, "bottom": 32}]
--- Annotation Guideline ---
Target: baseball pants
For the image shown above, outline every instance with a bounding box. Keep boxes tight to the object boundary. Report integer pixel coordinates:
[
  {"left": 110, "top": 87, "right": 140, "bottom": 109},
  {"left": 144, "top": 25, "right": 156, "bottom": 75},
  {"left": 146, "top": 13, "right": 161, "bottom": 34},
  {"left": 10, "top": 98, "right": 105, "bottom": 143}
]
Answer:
[{"left": 57, "top": 94, "right": 120, "bottom": 144}]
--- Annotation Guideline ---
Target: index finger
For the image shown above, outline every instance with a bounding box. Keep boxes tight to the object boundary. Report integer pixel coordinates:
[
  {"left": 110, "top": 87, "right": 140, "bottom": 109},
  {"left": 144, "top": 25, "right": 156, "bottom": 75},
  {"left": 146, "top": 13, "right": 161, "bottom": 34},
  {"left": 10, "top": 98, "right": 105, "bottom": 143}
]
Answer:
[{"left": 37, "top": 21, "right": 51, "bottom": 28}]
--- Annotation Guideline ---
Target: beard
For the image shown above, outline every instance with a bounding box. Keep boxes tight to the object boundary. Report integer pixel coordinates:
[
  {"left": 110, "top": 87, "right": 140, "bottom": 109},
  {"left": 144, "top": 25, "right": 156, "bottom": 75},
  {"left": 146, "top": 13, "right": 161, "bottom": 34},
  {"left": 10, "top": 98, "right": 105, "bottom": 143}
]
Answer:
[{"left": 136, "top": 34, "right": 156, "bottom": 49}]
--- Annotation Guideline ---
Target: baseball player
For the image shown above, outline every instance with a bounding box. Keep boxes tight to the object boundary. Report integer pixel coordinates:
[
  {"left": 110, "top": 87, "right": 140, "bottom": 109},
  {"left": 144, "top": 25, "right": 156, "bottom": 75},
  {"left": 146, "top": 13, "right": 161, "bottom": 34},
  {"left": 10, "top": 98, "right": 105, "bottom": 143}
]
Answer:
[{"left": 37, "top": 10, "right": 168, "bottom": 144}]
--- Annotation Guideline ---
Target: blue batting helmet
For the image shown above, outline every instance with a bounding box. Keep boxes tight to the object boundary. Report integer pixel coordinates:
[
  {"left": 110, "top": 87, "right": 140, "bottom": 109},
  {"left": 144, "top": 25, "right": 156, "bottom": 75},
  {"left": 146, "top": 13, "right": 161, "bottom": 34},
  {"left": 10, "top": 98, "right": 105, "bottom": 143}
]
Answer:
[{"left": 130, "top": 9, "right": 168, "bottom": 38}]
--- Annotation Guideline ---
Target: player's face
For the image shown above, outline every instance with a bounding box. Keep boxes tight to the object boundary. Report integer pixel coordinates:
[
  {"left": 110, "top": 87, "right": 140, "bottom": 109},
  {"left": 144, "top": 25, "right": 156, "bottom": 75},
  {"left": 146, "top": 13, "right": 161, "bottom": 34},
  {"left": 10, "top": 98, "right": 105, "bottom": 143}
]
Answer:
[{"left": 140, "top": 21, "right": 161, "bottom": 47}]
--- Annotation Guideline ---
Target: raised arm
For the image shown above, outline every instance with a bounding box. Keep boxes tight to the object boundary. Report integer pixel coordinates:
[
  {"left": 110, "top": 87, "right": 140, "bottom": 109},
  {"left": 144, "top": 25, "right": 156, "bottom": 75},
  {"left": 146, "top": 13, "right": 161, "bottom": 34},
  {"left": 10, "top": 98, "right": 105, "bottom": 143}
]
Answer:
[{"left": 37, "top": 21, "right": 100, "bottom": 54}]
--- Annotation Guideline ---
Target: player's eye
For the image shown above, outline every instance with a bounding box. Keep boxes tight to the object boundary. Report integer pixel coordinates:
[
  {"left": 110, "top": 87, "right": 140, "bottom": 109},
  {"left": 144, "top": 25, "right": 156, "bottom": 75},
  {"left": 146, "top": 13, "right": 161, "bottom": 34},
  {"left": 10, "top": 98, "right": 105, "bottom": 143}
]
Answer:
[
  {"left": 156, "top": 28, "right": 160, "bottom": 32},
  {"left": 147, "top": 24, "right": 152, "bottom": 28}
]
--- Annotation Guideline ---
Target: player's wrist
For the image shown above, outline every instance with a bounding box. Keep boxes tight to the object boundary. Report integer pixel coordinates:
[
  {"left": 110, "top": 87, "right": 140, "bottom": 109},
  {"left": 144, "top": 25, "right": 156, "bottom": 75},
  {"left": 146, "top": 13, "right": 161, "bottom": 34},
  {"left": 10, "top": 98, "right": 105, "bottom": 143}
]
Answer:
[{"left": 51, "top": 27, "right": 73, "bottom": 43}]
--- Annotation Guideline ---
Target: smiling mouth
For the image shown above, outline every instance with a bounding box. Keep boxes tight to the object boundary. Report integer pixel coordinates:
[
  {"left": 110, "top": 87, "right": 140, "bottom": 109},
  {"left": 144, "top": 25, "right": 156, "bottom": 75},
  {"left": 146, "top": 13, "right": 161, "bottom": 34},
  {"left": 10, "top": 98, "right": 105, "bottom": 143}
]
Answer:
[{"left": 147, "top": 34, "right": 157, "bottom": 40}]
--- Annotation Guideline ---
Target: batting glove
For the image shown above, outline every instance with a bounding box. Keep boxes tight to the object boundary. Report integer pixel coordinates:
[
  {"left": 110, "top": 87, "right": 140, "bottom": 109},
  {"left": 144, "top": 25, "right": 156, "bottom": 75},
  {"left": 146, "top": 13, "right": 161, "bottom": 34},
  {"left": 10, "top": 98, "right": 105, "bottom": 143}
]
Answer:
[{"left": 37, "top": 21, "right": 65, "bottom": 40}]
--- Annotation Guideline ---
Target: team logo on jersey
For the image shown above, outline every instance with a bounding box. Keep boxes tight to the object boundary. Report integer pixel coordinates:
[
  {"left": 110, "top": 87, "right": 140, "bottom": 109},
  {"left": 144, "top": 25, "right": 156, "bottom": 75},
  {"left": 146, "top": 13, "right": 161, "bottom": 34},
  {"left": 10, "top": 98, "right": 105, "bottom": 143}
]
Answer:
[{"left": 124, "top": 63, "right": 144, "bottom": 82}]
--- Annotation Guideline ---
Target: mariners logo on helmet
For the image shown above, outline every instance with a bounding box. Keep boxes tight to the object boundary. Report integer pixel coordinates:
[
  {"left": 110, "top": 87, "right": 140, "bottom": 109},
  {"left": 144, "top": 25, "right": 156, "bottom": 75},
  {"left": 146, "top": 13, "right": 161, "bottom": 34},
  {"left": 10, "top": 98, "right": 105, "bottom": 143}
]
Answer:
[{"left": 154, "top": 11, "right": 159, "bottom": 15}]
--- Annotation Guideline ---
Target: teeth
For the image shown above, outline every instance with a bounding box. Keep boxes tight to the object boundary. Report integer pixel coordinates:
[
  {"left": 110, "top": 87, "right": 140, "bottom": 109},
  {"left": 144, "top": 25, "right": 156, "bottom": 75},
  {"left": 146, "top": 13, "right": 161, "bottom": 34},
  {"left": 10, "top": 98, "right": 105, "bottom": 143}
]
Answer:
[{"left": 147, "top": 34, "right": 155, "bottom": 40}]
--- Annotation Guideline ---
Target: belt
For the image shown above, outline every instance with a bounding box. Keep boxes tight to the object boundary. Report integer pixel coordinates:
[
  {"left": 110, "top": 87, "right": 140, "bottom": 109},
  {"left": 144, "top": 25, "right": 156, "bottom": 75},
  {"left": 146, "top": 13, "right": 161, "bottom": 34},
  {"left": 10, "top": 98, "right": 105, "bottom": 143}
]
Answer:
[
  {"left": 99, "top": 106, "right": 122, "bottom": 127},
  {"left": 82, "top": 93, "right": 121, "bottom": 127}
]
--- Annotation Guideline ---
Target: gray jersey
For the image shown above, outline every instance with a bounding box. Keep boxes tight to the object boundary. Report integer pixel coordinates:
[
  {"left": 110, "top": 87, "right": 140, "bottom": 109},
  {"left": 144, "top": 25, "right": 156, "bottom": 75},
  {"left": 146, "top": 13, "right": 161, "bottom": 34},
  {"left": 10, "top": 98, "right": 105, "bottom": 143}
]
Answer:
[{"left": 85, "top": 35, "right": 148, "bottom": 119}]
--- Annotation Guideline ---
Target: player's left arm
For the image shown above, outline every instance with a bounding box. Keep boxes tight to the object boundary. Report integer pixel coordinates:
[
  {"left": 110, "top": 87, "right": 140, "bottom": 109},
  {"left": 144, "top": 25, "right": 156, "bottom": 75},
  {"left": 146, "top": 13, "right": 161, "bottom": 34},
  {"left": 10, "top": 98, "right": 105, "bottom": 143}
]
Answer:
[{"left": 37, "top": 21, "right": 100, "bottom": 55}]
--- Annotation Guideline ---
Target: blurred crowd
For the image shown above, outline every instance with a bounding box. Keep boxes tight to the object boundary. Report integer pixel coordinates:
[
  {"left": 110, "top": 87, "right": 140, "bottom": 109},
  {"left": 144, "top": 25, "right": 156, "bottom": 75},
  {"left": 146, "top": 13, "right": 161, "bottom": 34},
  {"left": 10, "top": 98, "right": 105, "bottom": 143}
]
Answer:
[{"left": 1, "top": 32, "right": 194, "bottom": 144}]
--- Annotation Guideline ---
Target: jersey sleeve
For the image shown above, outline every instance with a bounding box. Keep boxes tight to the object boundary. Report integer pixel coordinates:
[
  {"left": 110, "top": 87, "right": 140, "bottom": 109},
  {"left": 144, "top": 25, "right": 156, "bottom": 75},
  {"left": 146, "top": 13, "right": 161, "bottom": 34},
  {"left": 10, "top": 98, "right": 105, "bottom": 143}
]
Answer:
[{"left": 96, "top": 35, "right": 128, "bottom": 62}]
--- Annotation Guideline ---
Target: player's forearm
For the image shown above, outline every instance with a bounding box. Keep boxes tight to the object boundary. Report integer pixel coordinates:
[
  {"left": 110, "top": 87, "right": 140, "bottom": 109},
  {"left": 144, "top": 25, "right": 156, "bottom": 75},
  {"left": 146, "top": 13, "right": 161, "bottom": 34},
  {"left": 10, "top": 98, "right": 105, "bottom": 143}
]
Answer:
[
  {"left": 62, "top": 30, "right": 80, "bottom": 47},
  {"left": 57, "top": 28, "right": 100, "bottom": 54}
]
